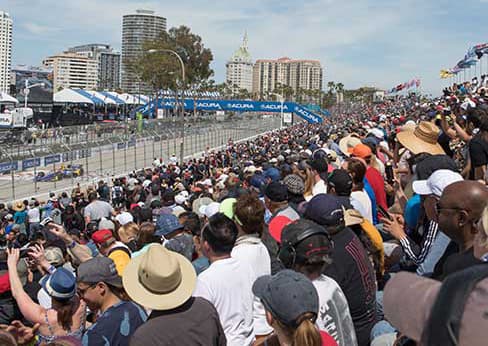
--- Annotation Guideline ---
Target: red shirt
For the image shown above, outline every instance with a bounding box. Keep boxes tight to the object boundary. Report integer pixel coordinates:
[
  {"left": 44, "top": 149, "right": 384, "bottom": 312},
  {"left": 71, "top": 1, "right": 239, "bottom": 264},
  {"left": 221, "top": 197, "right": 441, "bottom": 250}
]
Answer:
[
  {"left": 365, "top": 166, "right": 388, "bottom": 218},
  {"left": 320, "top": 331, "right": 339, "bottom": 346},
  {"left": 0, "top": 272, "right": 11, "bottom": 294}
]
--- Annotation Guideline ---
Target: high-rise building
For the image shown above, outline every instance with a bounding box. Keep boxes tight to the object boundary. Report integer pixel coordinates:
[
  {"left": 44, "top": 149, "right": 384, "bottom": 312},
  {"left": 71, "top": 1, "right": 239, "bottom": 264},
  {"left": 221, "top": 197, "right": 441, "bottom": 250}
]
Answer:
[
  {"left": 121, "top": 9, "right": 166, "bottom": 94},
  {"left": 0, "top": 11, "right": 13, "bottom": 94},
  {"left": 68, "top": 44, "right": 121, "bottom": 90},
  {"left": 226, "top": 32, "right": 253, "bottom": 94},
  {"left": 252, "top": 57, "right": 323, "bottom": 99},
  {"left": 42, "top": 52, "right": 98, "bottom": 90}
]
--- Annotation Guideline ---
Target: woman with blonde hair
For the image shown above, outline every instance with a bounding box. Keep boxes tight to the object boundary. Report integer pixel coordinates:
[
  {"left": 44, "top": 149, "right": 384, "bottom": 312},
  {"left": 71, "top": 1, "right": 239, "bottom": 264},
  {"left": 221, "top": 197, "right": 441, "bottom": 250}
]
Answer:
[
  {"left": 7, "top": 248, "right": 86, "bottom": 344},
  {"left": 253, "top": 270, "right": 336, "bottom": 346},
  {"left": 293, "top": 161, "right": 314, "bottom": 201},
  {"left": 117, "top": 222, "right": 139, "bottom": 252},
  {"left": 474, "top": 204, "right": 488, "bottom": 261}
]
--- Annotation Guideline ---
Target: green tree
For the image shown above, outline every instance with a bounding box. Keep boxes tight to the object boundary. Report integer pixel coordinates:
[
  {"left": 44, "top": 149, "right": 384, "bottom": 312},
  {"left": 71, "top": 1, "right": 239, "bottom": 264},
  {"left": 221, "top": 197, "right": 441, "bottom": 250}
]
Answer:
[{"left": 133, "top": 25, "right": 214, "bottom": 94}]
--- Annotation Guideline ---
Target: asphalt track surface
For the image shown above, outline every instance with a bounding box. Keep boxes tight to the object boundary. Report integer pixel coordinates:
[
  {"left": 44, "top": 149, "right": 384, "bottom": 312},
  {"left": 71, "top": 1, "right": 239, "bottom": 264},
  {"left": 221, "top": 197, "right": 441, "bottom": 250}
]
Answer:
[{"left": 0, "top": 117, "right": 280, "bottom": 202}]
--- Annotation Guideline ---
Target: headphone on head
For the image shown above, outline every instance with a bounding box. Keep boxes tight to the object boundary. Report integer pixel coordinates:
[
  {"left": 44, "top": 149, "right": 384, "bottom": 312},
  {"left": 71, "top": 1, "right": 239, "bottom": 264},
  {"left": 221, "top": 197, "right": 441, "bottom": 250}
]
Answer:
[{"left": 278, "top": 225, "right": 333, "bottom": 268}]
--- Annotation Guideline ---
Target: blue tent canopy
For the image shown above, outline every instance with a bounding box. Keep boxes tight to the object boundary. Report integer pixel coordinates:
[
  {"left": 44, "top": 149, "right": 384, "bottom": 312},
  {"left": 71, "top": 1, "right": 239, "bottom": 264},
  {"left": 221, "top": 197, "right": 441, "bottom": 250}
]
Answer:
[{"left": 73, "top": 89, "right": 105, "bottom": 105}]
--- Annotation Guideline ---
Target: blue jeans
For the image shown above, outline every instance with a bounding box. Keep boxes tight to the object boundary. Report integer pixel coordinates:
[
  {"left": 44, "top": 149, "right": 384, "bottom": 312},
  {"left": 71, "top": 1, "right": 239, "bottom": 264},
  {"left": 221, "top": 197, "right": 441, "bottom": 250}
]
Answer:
[
  {"left": 416, "top": 231, "right": 451, "bottom": 276},
  {"left": 371, "top": 320, "right": 396, "bottom": 342}
]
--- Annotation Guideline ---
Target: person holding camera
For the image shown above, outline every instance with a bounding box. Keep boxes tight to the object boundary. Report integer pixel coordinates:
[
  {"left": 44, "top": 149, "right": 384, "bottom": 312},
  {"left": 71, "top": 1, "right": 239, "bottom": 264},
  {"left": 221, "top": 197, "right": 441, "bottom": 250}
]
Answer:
[{"left": 6, "top": 248, "right": 86, "bottom": 343}]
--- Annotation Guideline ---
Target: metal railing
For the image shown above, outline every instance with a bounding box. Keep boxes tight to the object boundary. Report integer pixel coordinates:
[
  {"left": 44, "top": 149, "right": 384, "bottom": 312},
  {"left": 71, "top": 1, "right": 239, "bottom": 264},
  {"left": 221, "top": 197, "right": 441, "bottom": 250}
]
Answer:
[{"left": 0, "top": 115, "right": 280, "bottom": 202}]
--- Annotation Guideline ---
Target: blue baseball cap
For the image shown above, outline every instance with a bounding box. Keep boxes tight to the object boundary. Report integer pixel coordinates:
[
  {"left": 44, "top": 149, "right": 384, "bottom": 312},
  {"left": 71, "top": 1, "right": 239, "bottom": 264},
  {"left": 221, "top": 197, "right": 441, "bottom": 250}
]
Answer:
[
  {"left": 304, "top": 194, "right": 346, "bottom": 226},
  {"left": 156, "top": 213, "right": 183, "bottom": 237},
  {"left": 264, "top": 167, "right": 281, "bottom": 182}
]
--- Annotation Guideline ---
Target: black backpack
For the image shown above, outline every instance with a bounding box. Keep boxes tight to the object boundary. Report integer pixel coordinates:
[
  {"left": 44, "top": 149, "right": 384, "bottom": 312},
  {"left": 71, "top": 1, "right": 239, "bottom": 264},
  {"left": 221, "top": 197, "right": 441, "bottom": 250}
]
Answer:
[{"left": 422, "top": 263, "right": 488, "bottom": 345}]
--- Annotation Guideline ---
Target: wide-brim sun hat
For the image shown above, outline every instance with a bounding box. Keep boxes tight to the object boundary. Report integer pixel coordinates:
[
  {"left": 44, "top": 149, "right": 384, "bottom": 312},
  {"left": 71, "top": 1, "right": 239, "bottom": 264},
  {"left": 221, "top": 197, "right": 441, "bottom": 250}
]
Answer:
[
  {"left": 123, "top": 245, "right": 196, "bottom": 310},
  {"left": 397, "top": 121, "right": 445, "bottom": 155},
  {"left": 339, "top": 134, "right": 362, "bottom": 157},
  {"left": 12, "top": 201, "right": 25, "bottom": 212}
]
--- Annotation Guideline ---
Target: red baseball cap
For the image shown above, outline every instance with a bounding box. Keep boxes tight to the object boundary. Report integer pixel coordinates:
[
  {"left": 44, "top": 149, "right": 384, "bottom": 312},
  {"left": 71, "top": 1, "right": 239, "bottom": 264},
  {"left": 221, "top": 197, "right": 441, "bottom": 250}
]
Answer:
[
  {"left": 269, "top": 216, "right": 293, "bottom": 243},
  {"left": 91, "top": 229, "right": 114, "bottom": 244}
]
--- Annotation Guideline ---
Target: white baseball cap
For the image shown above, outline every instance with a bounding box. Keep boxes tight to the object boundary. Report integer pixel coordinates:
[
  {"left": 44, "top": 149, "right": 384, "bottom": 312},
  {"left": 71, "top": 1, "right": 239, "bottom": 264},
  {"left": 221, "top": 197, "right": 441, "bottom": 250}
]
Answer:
[
  {"left": 175, "top": 192, "right": 188, "bottom": 205},
  {"left": 412, "top": 169, "right": 463, "bottom": 197},
  {"left": 115, "top": 212, "right": 134, "bottom": 226},
  {"left": 199, "top": 202, "right": 220, "bottom": 219}
]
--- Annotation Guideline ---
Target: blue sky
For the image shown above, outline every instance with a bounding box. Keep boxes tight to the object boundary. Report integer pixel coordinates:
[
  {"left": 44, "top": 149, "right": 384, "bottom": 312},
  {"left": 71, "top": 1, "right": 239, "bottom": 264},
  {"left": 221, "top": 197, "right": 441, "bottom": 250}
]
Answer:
[{"left": 3, "top": 0, "right": 488, "bottom": 96}]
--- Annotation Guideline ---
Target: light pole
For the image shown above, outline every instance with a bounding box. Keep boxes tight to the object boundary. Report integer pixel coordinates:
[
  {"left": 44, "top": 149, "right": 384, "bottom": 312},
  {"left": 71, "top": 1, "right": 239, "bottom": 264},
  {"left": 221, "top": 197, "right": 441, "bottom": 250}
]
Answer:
[
  {"left": 147, "top": 49, "right": 186, "bottom": 165},
  {"left": 271, "top": 92, "right": 284, "bottom": 129},
  {"left": 24, "top": 79, "right": 45, "bottom": 108}
]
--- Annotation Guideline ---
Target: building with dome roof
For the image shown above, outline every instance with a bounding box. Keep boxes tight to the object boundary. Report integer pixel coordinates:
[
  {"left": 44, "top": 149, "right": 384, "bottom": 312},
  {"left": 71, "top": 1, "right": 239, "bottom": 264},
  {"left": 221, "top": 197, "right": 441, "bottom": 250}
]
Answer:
[{"left": 226, "top": 32, "right": 253, "bottom": 95}]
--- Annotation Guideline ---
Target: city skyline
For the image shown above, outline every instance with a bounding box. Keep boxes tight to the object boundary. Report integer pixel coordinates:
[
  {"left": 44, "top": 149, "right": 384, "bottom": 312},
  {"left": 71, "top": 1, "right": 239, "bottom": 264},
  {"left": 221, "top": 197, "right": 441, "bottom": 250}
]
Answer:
[{"left": 3, "top": 0, "right": 488, "bottom": 96}]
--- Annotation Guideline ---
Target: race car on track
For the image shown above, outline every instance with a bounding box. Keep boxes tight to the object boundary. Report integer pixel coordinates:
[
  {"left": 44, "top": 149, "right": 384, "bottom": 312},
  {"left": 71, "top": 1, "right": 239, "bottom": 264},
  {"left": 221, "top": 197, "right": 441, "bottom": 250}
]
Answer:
[{"left": 34, "top": 164, "right": 84, "bottom": 182}]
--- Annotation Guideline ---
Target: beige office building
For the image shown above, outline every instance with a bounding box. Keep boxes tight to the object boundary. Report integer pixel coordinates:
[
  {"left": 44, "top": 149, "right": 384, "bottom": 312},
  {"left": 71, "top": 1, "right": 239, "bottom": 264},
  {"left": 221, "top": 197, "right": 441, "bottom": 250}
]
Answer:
[
  {"left": 252, "top": 57, "right": 323, "bottom": 98},
  {"left": 43, "top": 52, "right": 98, "bottom": 90}
]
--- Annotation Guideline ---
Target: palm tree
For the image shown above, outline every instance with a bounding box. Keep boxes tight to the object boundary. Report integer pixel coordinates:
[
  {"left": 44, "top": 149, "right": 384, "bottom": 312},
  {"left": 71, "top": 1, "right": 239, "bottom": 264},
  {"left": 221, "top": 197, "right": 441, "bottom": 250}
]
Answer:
[{"left": 327, "top": 81, "right": 336, "bottom": 93}]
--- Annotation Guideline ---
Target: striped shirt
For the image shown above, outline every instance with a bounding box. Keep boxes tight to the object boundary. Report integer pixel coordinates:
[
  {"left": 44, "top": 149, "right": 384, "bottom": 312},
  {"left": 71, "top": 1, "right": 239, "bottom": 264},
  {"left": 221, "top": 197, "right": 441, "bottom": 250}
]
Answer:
[{"left": 399, "top": 220, "right": 439, "bottom": 265}]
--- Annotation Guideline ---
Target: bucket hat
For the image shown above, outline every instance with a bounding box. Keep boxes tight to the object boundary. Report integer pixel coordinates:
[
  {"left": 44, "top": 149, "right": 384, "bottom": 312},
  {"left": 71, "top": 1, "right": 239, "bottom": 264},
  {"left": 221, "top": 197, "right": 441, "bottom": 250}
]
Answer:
[{"left": 123, "top": 245, "right": 196, "bottom": 310}]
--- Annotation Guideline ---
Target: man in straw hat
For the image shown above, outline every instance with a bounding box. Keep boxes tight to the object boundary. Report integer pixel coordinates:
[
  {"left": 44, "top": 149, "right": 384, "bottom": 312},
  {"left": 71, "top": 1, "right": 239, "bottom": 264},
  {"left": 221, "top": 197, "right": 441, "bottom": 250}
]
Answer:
[
  {"left": 12, "top": 201, "right": 27, "bottom": 236},
  {"left": 124, "top": 245, "right": 226, "bottom": 345}
]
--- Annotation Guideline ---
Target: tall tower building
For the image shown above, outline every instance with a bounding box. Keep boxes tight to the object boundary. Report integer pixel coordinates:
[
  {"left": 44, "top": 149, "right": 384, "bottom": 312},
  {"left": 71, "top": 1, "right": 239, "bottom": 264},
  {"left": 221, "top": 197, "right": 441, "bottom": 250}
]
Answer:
[
  {"left": 226, "top": 32, "right": 253, "bottom": 95},
  {"left": 121, "top": 9, "right": 166, "bottom": 94},
  {"left": 0, "top": 11, "right": 13, "bottom": 93},
  {"left": 68, "top": 44, "right": 121, "bottom": 90}
]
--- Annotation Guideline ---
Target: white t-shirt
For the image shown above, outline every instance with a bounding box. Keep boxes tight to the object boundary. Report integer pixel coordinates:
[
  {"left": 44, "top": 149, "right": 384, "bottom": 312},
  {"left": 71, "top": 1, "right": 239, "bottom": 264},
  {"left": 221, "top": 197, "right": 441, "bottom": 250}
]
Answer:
[
  {"left": 312, "top": 179, "right": 328, "bottom": 196},
  {"left": 313, "top": 274, "right": 358, "bottom": 346},
  {"left": 193, "top": 257, "right": 255, "bottom": 346},
  {"left": 27, "top": 207, "right": 40, "bottom": 223},
  {"left": 350, "top": 191, "right": 373, "bottom": 224},
  {"left": 231, "top": 236, "right": 272, "bottom": 336}
]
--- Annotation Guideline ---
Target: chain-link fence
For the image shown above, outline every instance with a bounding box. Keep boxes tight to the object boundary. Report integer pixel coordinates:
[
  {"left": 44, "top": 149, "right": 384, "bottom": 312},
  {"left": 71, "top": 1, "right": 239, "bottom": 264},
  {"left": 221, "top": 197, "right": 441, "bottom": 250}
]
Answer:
[{"left": 0, "top": 115, "right": 280, "bottom": 202}]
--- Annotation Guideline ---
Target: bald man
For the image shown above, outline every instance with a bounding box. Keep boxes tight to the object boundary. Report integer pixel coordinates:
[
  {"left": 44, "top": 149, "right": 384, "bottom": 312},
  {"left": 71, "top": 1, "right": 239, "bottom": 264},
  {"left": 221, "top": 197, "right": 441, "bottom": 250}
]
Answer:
[{"left": 433, "top": 180, "right": 488, "bottom": 280}]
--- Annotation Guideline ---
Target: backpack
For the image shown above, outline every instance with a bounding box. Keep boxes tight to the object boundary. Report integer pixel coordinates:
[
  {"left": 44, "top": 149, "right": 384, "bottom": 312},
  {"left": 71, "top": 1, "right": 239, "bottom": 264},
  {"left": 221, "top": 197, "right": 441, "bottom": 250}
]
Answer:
[
  {"left": 113, "top": 186, "right": 123, "bottom": 199},
  {"left": 422, "top": 263, "right": 488, "bottom": 346}
]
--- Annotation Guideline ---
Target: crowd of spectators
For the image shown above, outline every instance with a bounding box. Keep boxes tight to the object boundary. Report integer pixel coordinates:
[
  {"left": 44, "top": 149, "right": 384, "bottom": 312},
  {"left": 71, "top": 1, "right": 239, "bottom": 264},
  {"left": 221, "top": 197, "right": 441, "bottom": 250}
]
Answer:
[{"left": 0, "top": 83, "right": 487, "bottom": 345}]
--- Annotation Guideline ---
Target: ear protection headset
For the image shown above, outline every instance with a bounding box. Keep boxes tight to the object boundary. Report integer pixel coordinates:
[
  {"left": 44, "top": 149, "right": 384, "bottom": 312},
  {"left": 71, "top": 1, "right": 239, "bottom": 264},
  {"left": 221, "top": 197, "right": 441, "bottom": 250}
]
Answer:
[{"left": 278, "top": 225, "right": 333, "bottom": 268}]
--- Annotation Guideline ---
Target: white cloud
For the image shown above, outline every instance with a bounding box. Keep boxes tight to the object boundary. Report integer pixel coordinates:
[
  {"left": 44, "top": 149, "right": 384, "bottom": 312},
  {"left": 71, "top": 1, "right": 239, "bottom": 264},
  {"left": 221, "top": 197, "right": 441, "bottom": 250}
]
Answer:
[
  {"left": 4, "top": 0, "right": 487, "bottom": 96},
  {"left": 22, "top": 23, "right": 60, "bottom": 35}
]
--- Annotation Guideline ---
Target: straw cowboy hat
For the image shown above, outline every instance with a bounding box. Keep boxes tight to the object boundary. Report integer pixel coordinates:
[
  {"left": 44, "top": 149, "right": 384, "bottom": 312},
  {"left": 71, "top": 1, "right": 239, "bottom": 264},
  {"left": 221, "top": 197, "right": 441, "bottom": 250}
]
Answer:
[
  {"left": 339, "top": 134, "right": 362, "bottom": 157},
  {"left": 397, "top": 121, "right": 445, "bottom": 155},
  {"left": 12, "top": 201, "right": 25, "bottom": 212},
  {"left": 123, "top": 245, "right": 196, "bottom": 310}
]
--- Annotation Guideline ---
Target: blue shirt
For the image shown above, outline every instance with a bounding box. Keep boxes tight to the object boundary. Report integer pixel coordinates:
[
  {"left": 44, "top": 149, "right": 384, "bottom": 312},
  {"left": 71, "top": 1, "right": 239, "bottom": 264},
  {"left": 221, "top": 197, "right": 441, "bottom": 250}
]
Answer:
[
  {"left": 82, "top": 301, "right": 147, "bottom": 346},
  {"left": 404, "top": 194, "right": 421, "bottom": 232},
  {"left": 13, "top": 211, "right": 27, "bottom": 225},
  {"left": 192, "top": 256, "right": 210, "bottom": 275}
]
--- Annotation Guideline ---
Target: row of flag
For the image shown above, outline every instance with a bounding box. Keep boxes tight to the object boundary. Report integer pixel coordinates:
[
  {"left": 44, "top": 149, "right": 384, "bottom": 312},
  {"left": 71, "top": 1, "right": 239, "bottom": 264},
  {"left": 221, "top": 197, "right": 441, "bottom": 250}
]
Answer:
[
  {"left": 440, "top": 43, "right": 488, "bottom": 79},
  {"left": 386, "top": 78, "right": 421, "bottom": 94}
]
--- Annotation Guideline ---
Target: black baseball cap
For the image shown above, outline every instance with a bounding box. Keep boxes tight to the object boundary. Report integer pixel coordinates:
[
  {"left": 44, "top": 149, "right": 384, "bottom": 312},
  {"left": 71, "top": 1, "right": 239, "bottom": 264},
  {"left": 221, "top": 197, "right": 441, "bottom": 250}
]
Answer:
[
  {"left": 304, "top": 194, "right": 345, "bottom": 226},
  {"left": 252, "top": 269, "right": 319, "bottom": 327},
  {"left": 328, "top": 169, "right": 353, "bottom": 197},
  {"left": 264, "top": 182, "right": 288, "bottom": 202}
]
